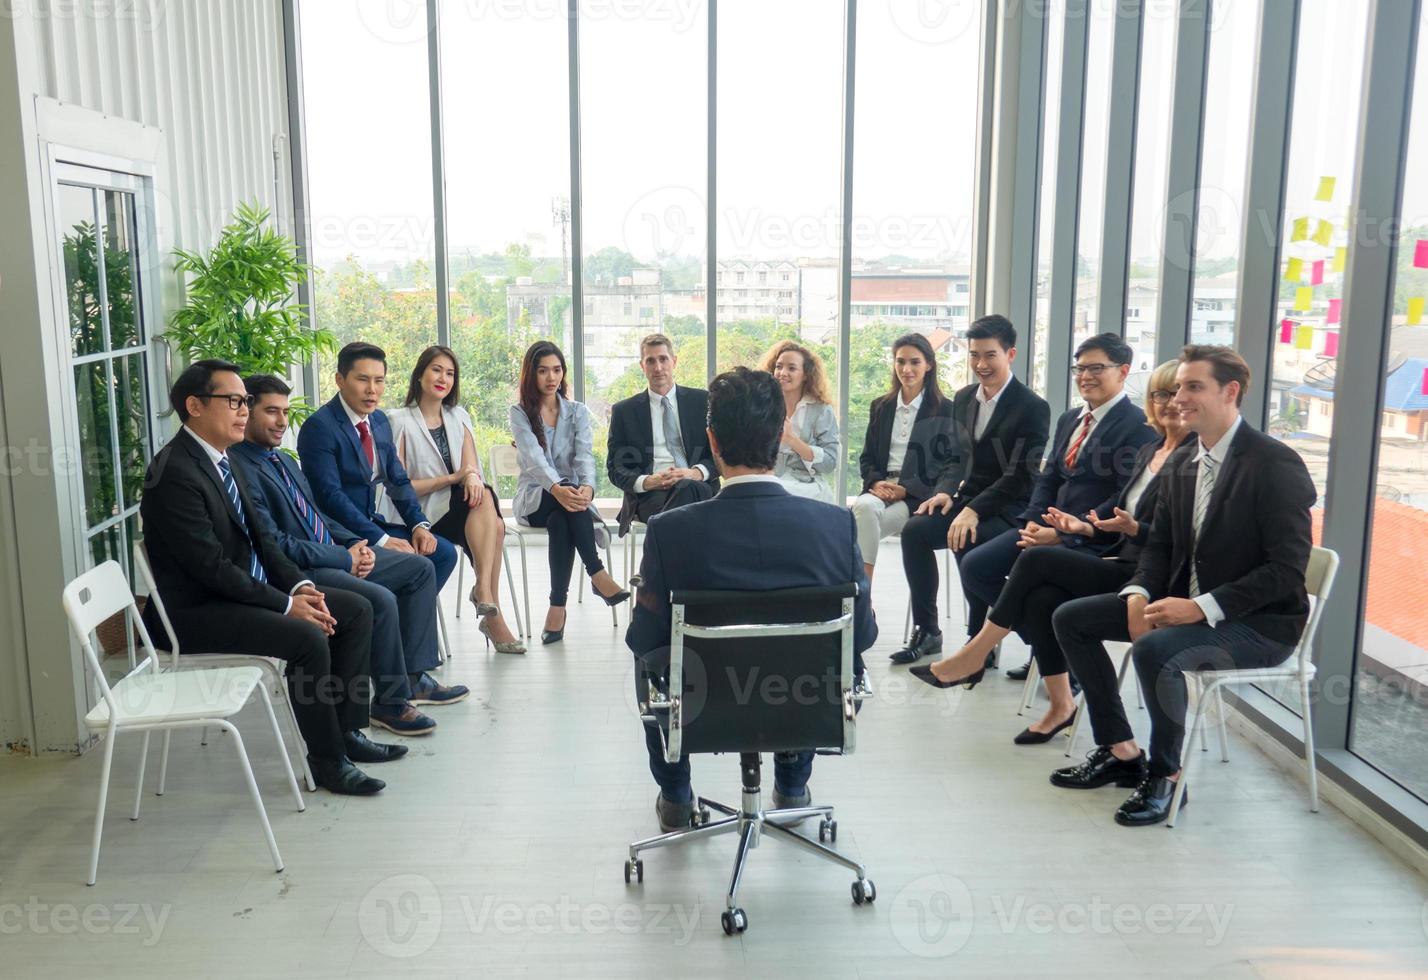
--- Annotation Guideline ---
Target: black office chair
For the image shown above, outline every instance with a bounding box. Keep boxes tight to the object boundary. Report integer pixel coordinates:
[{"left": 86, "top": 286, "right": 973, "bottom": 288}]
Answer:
[{"left": 625, "top": 584, "right": 875, "bottom": 936}]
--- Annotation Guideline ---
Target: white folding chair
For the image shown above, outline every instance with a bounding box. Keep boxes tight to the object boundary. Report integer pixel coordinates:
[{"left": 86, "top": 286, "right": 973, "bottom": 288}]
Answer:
[
  {"left": 902, "top": 549, "right": 955, "bottom": 644},
  {"left": 488, "top": 445, "right": 618, "bottom": 640},
  {"left": 1167, "top": 546, "right": 1339, "bottom": 827},
  {"left": 1063, "top": 640, "right": 1148, "bottom": 755},
  {"left": 133, "top": 543, "right": 316, "bottom": 793},
  {"left": 623, "top": 520, "right": 649, "bottom": 610},
  {"left": 62, "top": 560, "right": 304, "bottom": 885}
]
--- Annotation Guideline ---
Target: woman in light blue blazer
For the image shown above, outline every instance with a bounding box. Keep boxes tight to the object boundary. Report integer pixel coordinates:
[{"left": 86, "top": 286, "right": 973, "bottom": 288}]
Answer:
[
  {"left": 509, "top": 340, "right": 631, "bottom": 644},
  {"left": 759, "top": 339, "right": 840, "bottom": 503}
]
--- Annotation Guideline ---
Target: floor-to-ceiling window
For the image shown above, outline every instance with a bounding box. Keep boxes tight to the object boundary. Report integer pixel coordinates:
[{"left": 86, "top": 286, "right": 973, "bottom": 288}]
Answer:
[
  {"left": 1070, "top": 0, "right": 1114, "bottom": 363},
  {"left": 1031, "top": 0, "right": 1067, "bottom": 397}
]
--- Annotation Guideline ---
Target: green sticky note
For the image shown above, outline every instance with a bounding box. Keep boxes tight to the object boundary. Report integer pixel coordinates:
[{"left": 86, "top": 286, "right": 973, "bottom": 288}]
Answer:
[
  {"left": 1285, "top": 257, "right": 1304, "bottom": 282},
  {"left": 1410, "top": 297, "right": 1426, "bottom": 326},
  {"left": 1315, "top": 176, "right": 1336, "bottom": 202},
  {"left": 1291, "top": 217, "right": 1310, "bottom": 242},
  {"left": 1313, "top": 220, "right": 1334, "bottom": 247},
  {"left": 1295, "top": 286, "right": 1314, "bottom": 312}
]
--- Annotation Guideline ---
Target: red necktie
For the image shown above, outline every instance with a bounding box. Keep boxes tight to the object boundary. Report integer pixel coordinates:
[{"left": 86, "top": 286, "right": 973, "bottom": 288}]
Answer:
[
  {"left": 1064, "top": 412, "right": 1094, "bottom": 469},
  {"left": 356, "top": 419, "right": 376, "bottom": 470}
]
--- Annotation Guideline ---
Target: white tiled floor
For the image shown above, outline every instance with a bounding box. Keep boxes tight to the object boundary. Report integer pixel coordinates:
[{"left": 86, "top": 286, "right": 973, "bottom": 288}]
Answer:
[{"left": 2, "top": 540, "right": 1427, "bottom": 978}]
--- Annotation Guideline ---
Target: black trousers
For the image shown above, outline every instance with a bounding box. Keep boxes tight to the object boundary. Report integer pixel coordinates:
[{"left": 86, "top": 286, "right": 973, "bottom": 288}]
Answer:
[
  {"left": 899, "top": 506, "right": 1014, "bottom": 632},
  {"left": 526, "top": 489, "right": 605, "bottom": 606},
  {"left": 987, "top": 546, "right": 1136, "bottom": 677},
  {"left": 162, "top": 587, "right": 374, "bottom": 761},
  {"left": 633, "top": 478, "right": 715, "bottom": 523}
]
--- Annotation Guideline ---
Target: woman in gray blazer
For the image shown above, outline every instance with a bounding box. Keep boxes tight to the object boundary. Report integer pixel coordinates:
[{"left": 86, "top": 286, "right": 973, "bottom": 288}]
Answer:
[
  {"left": 759, "top": 340, "right": 840, "bottom": 503},
  {"left": 510, "top": 340, "right": 630, "bottom": 644}
]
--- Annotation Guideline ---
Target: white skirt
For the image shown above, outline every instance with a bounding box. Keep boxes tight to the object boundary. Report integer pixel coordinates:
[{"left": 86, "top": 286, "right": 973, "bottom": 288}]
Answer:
[{"left": 778, "top": 475, "right": 835, "bottom": 504}]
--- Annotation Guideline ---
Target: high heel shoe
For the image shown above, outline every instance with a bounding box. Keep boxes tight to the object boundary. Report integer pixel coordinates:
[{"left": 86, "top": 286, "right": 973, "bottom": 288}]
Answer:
[
  {"left": 541, "top": 609, "right": 567, "bottom": 646},
  {"left": 908, "top": 663, "right": 986, "bottom": 690},
  {"left": 478, "top": 618, "right": 526, "bottom": 655},
  {"left": 1013, "top": 710, "right": 1076, "bottom": 745},
  {"left": 592, "top": 581, "right": 631, "bottom": 607},
  {"left": 469, "top": 585, "right": 498, "bottom": 618}
]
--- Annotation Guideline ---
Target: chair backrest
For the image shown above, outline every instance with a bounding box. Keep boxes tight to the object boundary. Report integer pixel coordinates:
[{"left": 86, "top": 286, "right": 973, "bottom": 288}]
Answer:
[
  {"left": 1295, "top": 546, "right": 1339, "bottom": 675},
  {"left": 488, "top": 443, "right": 520, "bottom": 482},
  {"left": 61, "top": 560, "right": 160, "bottom": 713},
  {"left": 132, "top": 540, "right": 181, "bottom": 665},
  {"left": 657, "top": 584, "right": 858, "bottom": 761}
]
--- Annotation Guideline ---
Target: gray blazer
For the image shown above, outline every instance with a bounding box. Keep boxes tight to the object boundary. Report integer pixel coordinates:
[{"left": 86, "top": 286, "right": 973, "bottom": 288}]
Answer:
[
  {"left": 773, "top": 399, "right": 840, "bottom": 487},
  {"left": 508, "top": 397, "right": 601, "bottom": 521}
]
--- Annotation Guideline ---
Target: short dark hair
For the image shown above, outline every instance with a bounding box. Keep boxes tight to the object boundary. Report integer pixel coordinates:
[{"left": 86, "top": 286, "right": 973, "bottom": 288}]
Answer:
[
  {"left": 1074, "top": 332, "right": 1134, "bottom": 367},
  {"left": 1180, "top": 344, "right": 1251, "bottom": 406},
  {"left": 337, "top": 342, "right": 386, "bottom": 377},
  {"left": 170, "top": 359, "right": 242, "bottom": 421},
  {"left": 243, "top": 374, "right": 292, "bottom": 401},
  {"left": 707, "top": 367, "right": 784, "bottom": 470},
  {"left": 966, "top": 314, "right": 1017, "bottom": 351}
]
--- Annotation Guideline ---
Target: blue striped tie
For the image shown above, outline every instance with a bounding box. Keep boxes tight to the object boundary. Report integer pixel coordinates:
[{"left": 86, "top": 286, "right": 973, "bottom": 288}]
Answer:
[
  {"left": 218, "top": 457, "right": 268, "bottom": 584},
  {"left": 266, "top": 451, "right": 332, "bottom": 545}
]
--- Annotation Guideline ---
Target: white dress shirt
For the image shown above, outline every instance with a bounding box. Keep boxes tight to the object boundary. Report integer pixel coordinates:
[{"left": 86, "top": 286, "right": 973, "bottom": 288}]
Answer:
[
  {"left": 182, "top": 426, "right": 311, "bottom": 612},
  {"left": 973, "top": 375, "right": 1012, "bottom": 441},
  {"left": 885, "top": 389, "right": 925, "bottom": 475},
  {"left": 1120, "top": 453, "right": 1158, "bottom": 519},
  {"left": 337, "top": 396, "right": 429, "bottom": 547},
  {"left": 634, "top": 384, "right": 710, "bottom": 493},
  {"left": 720, "top": 473, "right": 783, "bottom": 489}
]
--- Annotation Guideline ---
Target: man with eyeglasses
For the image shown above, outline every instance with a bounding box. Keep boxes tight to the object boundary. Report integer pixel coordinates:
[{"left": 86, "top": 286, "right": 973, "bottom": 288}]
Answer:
[{"left": 139, "top": 359, "right": 395, "bottom": 796}]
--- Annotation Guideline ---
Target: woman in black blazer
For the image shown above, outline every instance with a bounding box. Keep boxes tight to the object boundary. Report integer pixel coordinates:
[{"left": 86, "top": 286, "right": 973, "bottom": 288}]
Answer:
[
  {"left": 850, "top": 333, "right": 958, "bottom": 582},
  {"left": 910, "top": 361, "right": 1190, "bottom": 742}
]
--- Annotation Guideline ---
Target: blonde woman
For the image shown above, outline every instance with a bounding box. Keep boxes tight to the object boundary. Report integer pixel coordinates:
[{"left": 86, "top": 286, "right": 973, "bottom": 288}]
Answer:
[{"left": 758, "top": 339, "right": 840, "bottom": 504}]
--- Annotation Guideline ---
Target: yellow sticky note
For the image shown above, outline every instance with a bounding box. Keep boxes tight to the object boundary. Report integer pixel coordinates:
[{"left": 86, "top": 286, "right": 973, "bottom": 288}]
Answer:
[
  {"left": 1285, "top": 257, "right": 1304, "bottom": 282},
  {"left": 1333, "top": 246, "right": 1348, "bottom": 273},
  {"left": 1295, "top": 286, "right": 1314, "bottom": 312},
  {"left": 1313, "top": 220, "right": 1334, "bottom": 247},
  {"left": 1294, "top": 325, "right": 1314, "bottom": 350},
  {"left": 1410, "top": 297, "right": 1426, "bottom": 326},
  {"left": 1291, "top": 217, "right": 1310, "bottom": 242},
  {"left": 1315, "top": 176, "right": 1336, "bottom": 202}
]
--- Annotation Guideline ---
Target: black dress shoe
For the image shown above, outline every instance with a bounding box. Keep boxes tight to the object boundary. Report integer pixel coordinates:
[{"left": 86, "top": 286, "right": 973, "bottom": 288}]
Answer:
[
  {"left": 1013, "top": 710, "right": 1077, "bottom": 745},
  {"left": 344, "top": 730, "right": 409, "bottom": 763},
  {"left": 308, "top": 755, "right": 385, "bottom": 795},
  {"left": 908, "top": 663, "right": 986, "bottom": 690},
  {"left": 1115, "top": 774, "right": 1185, "bottom": 826},
  {"left": 1006, "top": 658, "right": 1032, "bottom": 681},
  {"left": 1049, "top": 746, "right": 1148, "bottom": 789},
  {"left": 889, "top": 627, "right": 943, "bottom": 665}
]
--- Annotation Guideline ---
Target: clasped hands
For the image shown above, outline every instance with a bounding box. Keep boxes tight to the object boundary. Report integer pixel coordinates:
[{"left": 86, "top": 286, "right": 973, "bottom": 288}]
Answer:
[
  {"left": 552, "top": 482, "right": 595, "bottom": 512},
  {"left": 644, "top": 467, "right": 703, "bottom": 491},
  {"left": 914, "top": 492, "right": 980, "bottom": 551},
  {"left": 1126, "top": 594, "right": 1206, "bottom": 639},
  {"left": 287, "top": 584, "right": 336, "bottom": 635},
  {"left": 382, "top": 525, "right": 440, "bottom": 557}
]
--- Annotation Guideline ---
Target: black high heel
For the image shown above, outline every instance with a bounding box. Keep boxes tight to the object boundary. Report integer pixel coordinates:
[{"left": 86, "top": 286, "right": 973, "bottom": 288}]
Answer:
[
  {"left": 593, "top": 581, "right": 631, "bottom": 607},
  {"left": 909, "top": 663, "right": 986, "bottom": 690},
  {"left": 1013, "top": 710, "right": 1077, "bottom": 745},
  {"left": 541, "top": 608, "right": 567, "bottom": 646}
]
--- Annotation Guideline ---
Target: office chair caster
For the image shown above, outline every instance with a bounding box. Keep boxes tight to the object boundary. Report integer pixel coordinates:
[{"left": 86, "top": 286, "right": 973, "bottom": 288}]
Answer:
[
  {"left": 623, "top": 858, "right": 643, "bottom": 884},
  {"left": 818, "top": 818, "right": 837, "bottom": 843},
  {"left": 851, "top": 878, "right": 877, "bottom": 905},
  {"left": 721, "top": 908, "right": 748, "bottom": 935}
]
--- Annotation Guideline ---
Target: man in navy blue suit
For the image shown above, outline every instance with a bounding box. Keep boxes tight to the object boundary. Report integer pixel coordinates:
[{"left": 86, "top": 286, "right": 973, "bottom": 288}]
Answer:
[
  {"left": 626, "top": 367, "right": 878, "bottom": 833},
  {"left": 235, "top": 375, "right": 468, "bottom": 737},
  {"left": 297, "top": 342, "right": 462, "bottom": 709}
]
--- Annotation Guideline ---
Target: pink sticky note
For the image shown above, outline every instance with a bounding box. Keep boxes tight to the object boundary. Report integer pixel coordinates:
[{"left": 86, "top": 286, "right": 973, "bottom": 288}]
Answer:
[
  {"left": 1415, "top": 239, "right": 1428, "bottom": 269},
  {"left": 1422, "top": 366, "right": 1428, "bottom": 396},
  {"left": 1324, "top": 331, "right": 1339, "bottom": 357},
  {"left": 1327, "top": 298, "right": 1342, "bottom": 324},
  {"left": 1280, "top": 319, "right": 1295, "bottom": 343},
  {"left": 1311, "top": 260, "right": 1325, "bottom": 285}
]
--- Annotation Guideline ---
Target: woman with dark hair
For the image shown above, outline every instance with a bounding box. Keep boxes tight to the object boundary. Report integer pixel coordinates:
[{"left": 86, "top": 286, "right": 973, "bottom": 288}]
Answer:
[
  {"left": 385, "top": 345, "right": 523, "bottom": 653},
  {"left": 849, "top": 333, "right": 957, "bottom": 582},
  {"left": 509, "top": 340, "right": 630, "bottom": 644},
  {"left": 758, "top": 339, "right": 840, "bottom": 503}
]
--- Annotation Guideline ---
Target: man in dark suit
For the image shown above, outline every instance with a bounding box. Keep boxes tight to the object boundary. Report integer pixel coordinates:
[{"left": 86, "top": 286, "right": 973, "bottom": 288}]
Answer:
[
  {"left": 932, "top": 333, "right": 1158, "bottom": 670},
  {"left": 234, "top": 375, "right": 470, "bottom": 738},
  {"left": 1049, "top": 346, "right": 1314, "bottom": 826},
  {"left": 297, "top": 343, "right": 464, "bottom": 709},
  {"left": 627, "top": 367, "right": 877, "bottom": 832},
  {"left": 606, "top": 333, "right": 720, "bottom": 536},
  {"left": 893, "top": 315, "right": 1050, "bottom": 664},
  {"left": 139, "top": 360, "right": 397, "bottom": 796}
]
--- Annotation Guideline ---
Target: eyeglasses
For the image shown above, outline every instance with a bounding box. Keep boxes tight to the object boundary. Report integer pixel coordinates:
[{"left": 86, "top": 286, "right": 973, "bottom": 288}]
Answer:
[
  {"left": 198, "top": 393, "right": 256, "bottom": 411},
  {"left": 1070, "top": 363, "right": 1116, "bottom": 377},
  {"left": 1149, "top": 390, "right": 1178, "bottom": 404}
]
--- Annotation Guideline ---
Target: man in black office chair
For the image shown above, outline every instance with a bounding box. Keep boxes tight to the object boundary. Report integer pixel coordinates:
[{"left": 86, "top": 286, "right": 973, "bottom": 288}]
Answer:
[{"left": 626, "top": 366, "right": 878, "bottom": 832}]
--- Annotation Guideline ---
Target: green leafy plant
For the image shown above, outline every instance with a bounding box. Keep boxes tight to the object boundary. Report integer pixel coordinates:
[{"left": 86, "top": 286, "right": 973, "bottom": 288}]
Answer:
[{"left": 167, "top": 201, "right": 335, "bottom": 423}]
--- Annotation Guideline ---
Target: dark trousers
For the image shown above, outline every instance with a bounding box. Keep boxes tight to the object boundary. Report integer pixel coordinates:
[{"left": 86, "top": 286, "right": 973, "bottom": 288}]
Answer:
[
  {"left": 641, "top": 717, "right": 813, "bottom": 804},
  {"left": 161, "top": 587, "right": 374, "bottom": 761},
  {"left": 380, "top": 520, "right": 458, "bottom": 592},
  {"left": 526, "top": 489, "right": 605, "bottom": 606},
  {"left": 901, "top": 511, "right": 1015, "bottom": 633},
  {"left": 987, "top": 546, "right": 1136, "bottom": 677},
  {"left": 1053, "top": 593, "right": 1293, "bottom": 776},
  {"left": 633, "top": 478, "right": 715, "bottom": 524},
  {"left": 309, "top": 547, "right": 437, "bottom": 705}
]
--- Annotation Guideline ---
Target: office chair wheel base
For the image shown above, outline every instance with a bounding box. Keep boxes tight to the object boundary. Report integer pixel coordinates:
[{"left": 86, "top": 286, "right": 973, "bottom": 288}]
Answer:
[
  {"left": 623, "top": 859, "right": 643, "bottom": 884},
  {"left": 818, "top": 818, "right": 837, "bottom": 843},
  {"left": 695, "top": 806, "right": 711, "bottom": 826},
  {"left": 721, "top": 908, "right": 748, "bottom": 935},
  {"left": 851, "top": 879, "right": 876, "bottom": 905}
]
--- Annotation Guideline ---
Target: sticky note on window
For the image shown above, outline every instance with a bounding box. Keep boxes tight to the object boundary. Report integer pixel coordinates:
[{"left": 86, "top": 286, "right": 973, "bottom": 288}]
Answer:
[
  {"left": 1422, "top": 366, "right": 1428, "bottom": 396},
  {"left": 1415, "top": 239, "right": 1428, "bottom": 269},
  {"left": 1333, "top": 246, "right": 1348, "bottom": 273},
  {"left": 1315, "top": 177, "right": 1336, "bottom": 202},
  {"left": 1327, "top": 298, "right": 1342, "bottom": 324},
  {"left": 1295, "top": 286, "right": 1314, "bottom": 312},
  {"left": 1311, "top": 260, "right": 1325, "bottom": 285},
  {"left": 1313, "top": 220, "right": 1334, "bottom": 247},
  {"left": 1280, "top": 318, "right": 1295, "bottom": 343},
  {"left": 1294, "top": 325, "right": 1314, "bottom": 349},
  {"left": 1291, "top": 217, "right": 1310, "bottom": 242},
  {"left": 1324, "top": 331, "right": 1339, "bottom": 357},
  {"left": 1409, "top": 296, "right": 1426, "bottom": 326},
  {"left": 1285, "top": 257, "right": 1304, "bottom": 282}
]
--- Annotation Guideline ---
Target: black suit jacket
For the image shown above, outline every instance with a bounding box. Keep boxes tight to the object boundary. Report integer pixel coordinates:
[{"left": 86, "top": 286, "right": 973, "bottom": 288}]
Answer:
[
  {"left": 934, "top": 377, "right": 1050, "bottom": 526},
  {"left": 607, "top": 386, "right": 721, "bottom": 531},
  {"left": 139, "top": 429, "right": 306, "bottom": 638},
  {"left": 1096, "top": 436, "right": 1189, "bottom": 565},
  {"left": 857, "top": 391, "right": 960, "bottom": 510},
  {"left": 1127, "top": 421, "right": 1316, "bottom": 646}
]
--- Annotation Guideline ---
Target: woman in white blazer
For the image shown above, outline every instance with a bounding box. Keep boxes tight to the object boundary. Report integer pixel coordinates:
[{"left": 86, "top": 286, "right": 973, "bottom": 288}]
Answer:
[
  {"left": 510, "top": 340, "right": 630, "bottom": 644},
  {"left": 759, "top": 339, "right": 840, "bottom": 503},
  {"left": 387, "top": 345, "right": 523, "bottom": 653}
]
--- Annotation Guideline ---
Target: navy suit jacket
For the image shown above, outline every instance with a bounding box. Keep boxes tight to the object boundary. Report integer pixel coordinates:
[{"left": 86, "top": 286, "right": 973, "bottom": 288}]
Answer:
[
  {"left": 230, "top": 440, "right": 362, "bottom": 572},
  {"left": 297, "top": 394, "right": 429, "bottom": 544},
  {"left": 1020, "top": 395, "right": 1158, "bottom": 550},
  {"left": 626, "top": 480, "right": 877, "bottom": 673}
]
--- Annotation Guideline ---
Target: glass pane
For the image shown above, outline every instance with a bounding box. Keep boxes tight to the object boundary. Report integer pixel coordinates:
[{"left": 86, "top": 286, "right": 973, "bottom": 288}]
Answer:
[
  {"left": 299, "top": 0, "right": 439, "bottom": 400},
  {"left": 114, "top": 354, "right": 151, "bottom": 513},
  {"left": 88, "top": 523, "right": 123, "bottom": 572},
  {"left": 59, "top": 183, "right": 105, "bottom": 357},
  {"left": 1072, "top": 0, "right": 1114, "bottom": 355},
  {"left": 579, "top": 0, "right": 709, "bottom": 497},
  {"left": 1350, "top": 1, "right": 1428, "bottom": 801},
  {"left": 103, "top": 189, "right": 143, "bottom": 348},
  {"left": 440, "top": 1, "right": 571, "bottom": 475},
  {"left": 847, "top": 0, "right": 980, "bottom": 490},
  {"left": 74, "top": 360, "right": 117, "bottom": 529},
  {"left": 1032, "top": 0, "right": 1067, "bottom": 397},
  {"left": 1188, "top": 0, "right": 1259, "bottom": 346},
  {"left": 1126, "top": 3, "right": 1176, "bottom": 370}
]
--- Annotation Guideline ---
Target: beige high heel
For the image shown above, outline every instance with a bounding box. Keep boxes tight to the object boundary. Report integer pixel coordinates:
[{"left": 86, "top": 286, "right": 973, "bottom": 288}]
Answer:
[
  {"left": 469, "top": 584, "right": 498, "bottom": 618},
  {"left": 478, "top": 617, "right": 526, "bottom": 655}
]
